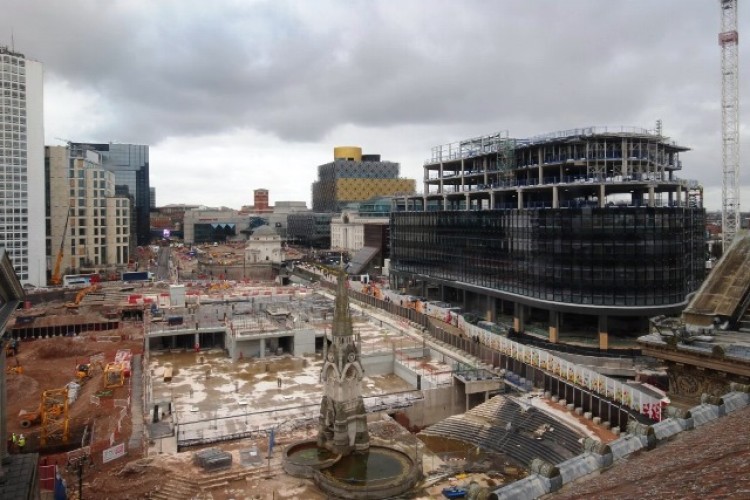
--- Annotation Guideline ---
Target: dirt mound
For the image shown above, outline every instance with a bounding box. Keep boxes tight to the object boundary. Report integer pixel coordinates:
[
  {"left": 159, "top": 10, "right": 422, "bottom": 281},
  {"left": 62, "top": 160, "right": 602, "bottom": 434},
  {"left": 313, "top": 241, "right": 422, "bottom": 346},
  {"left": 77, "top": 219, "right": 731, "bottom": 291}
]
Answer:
[
  {"left": 35, "top": 338, "right": 91, "bottom": 359},
  {"left": 6, "top": 373, "right": 39, "bottom": 396}
]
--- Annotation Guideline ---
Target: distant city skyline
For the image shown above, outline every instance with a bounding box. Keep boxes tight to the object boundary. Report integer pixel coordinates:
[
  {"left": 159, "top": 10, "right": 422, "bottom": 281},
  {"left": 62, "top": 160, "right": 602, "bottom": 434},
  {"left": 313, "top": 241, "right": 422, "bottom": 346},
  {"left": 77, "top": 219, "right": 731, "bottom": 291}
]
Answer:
[{"left": 2, "top": 0, "right": 748, "bottom": 210}]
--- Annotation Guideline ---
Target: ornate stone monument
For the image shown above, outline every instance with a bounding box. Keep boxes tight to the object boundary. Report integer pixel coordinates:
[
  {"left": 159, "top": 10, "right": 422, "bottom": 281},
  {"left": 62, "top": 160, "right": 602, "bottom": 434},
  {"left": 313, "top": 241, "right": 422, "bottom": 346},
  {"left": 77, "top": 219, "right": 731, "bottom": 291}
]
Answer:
[{"left": 317, "top": 270, "right": 370, "bottom": 455}]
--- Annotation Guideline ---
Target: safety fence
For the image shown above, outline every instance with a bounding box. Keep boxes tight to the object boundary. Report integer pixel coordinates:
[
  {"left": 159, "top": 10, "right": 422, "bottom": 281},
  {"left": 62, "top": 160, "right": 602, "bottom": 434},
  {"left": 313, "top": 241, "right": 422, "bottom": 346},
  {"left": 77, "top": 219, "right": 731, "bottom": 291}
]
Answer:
[{"left": 322, "top": 282, "right": 664, "bottom": 427}]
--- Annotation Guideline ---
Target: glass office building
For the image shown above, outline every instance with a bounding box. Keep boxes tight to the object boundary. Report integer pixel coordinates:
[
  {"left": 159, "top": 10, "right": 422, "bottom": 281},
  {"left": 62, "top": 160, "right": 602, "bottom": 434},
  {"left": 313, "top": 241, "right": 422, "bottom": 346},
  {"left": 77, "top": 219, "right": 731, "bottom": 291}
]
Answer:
[
  {"left": 390, "top": 127, "right": 706, "bottom": 348},
  {"left": 70, "top": 143, "right": 150, "bottom": 247}
]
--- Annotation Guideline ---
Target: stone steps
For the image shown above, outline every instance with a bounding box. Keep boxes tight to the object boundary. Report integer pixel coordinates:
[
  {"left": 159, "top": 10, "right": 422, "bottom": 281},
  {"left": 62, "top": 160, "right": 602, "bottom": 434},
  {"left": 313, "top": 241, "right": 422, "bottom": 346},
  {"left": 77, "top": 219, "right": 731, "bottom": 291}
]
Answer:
[{"left": 149, "top": 477, "right": 202, "bottom": 500}]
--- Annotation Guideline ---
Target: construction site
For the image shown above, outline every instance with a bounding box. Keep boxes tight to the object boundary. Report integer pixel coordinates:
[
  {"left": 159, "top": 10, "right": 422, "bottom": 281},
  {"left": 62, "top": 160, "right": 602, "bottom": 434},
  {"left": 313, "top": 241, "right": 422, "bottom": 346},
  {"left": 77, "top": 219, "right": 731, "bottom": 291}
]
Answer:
[
  {"left": 1, "top": 243, "right": 630, "bottom": 499},
  {"left": 2, "top": 220, "right": 750, "bottom": 500}
]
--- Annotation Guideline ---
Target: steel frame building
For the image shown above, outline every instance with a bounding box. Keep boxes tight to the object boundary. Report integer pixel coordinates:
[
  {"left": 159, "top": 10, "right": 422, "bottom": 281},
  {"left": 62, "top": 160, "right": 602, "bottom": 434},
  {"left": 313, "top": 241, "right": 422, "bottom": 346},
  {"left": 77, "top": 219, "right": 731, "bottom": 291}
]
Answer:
[{"left": 389, "top": 127, "right": 706, "bottom": 350}]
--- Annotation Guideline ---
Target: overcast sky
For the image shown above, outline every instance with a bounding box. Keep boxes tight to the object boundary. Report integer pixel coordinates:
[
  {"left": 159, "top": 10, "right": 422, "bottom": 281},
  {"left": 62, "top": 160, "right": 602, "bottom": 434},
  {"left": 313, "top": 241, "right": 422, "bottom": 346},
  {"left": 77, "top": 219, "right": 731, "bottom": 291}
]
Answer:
[{"left": 2, "top": 0, "right": 748, "bottom": 210}]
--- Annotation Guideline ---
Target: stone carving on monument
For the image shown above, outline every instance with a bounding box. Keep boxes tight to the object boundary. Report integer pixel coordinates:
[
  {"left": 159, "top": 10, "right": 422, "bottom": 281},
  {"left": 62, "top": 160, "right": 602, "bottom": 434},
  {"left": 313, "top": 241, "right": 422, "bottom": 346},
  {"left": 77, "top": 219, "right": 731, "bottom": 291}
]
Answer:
[{"left": 317, "top": 269, "right": 370, "bottom": 455}]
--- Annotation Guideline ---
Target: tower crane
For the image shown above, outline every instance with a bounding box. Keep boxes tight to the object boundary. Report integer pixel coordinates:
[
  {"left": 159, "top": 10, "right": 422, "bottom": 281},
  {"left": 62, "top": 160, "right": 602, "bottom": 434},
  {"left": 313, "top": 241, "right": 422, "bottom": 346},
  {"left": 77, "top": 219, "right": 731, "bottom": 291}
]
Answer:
[{"left": 719, "top": 0, "right": 740, "bottom": 251}]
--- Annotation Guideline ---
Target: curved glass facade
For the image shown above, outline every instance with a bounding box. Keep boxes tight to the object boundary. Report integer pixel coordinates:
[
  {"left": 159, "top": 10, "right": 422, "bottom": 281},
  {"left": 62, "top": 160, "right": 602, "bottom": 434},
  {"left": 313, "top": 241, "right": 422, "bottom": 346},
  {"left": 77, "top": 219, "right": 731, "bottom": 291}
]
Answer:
[{"left": 390, "top": 207, "right": 705, "bottom": 308}]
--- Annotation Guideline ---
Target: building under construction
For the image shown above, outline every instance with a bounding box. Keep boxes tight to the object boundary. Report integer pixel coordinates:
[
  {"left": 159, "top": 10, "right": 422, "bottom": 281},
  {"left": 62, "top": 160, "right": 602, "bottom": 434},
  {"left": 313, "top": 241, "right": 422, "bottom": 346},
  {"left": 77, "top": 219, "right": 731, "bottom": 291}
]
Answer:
[
  {"left": 312, "top": 147, "right": 416, "bottom": 212},
  {"left": 389, "top": 126, "right": 706, "bottom": 350}
]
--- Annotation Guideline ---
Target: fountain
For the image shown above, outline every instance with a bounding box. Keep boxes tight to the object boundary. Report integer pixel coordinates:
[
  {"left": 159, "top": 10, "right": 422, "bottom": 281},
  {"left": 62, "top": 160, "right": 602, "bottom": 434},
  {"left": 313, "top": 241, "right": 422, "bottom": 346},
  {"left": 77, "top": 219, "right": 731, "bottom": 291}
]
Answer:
[{"left": 283, "top": 270, "right": 421, "bottom": 499}]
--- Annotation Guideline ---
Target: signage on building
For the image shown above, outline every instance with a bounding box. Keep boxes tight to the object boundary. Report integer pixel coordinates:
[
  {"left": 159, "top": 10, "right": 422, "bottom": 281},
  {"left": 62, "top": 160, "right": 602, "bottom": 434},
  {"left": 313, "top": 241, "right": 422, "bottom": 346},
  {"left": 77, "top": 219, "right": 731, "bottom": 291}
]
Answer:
[{"left": 102, "top": 442, "right": 126, "bottom": 463}]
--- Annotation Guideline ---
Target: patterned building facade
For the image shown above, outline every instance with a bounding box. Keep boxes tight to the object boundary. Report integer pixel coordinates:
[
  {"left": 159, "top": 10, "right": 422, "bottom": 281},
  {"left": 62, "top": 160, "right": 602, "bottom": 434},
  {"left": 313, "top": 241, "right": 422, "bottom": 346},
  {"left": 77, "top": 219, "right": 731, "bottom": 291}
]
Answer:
[{"left": 312, "top": 147, "right": 415, "bottom": 212}]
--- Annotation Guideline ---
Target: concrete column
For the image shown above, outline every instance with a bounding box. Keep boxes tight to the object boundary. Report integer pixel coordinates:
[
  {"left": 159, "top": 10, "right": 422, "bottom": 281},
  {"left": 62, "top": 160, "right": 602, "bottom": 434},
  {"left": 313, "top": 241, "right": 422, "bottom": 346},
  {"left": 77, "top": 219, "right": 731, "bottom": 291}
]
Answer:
[
  {"left": 462, "top": 289, "right": 468, "bottom": 313},
  {"left": 440, "top": 284, "right": 446, "bottom": 302},
  {"left": 485, "top": 295, "right": 496, "bottom": 322},
  {"left": 538, "top": 148, "right": 544, "bottom": 185},
  {"left": 648, "top": 186, "right": 655, "bottom": 207},
  {"left": 600, "top": 184, "right": 606, "bottom": 207},
  {"left": 260, "top": 338, "right": 266, "bottom": 358},
  {"left": 676, "top": 185, "right": 682, "bottom": 207},
  {"left": 460, "top": 159, "right": 465, "bottom": 193},
  {"left": 598, "top": 315, "right": 608, "bottom": 351},
  {"left": 423, "top": 196, "right": 428, "bottom": 212},
  {"left": 549, "top": 311, "right": 560, "bottom": 344},
  {"left": 443, "top": 196, "right": 448, "bottom": 211},
  {"left": 439, "top": 162, "right": 444, "bottom": 194},
  {"left": 489, "top": 191, "right": 495, "bottom": 209},
  {"left": 622, "top": 138, "right": 629, "bottom": 177},
  {"left": 517, "top": 189, "right": 523, "bottom": 210},
  {"left": 552, "top": 186, "right": 559, "bottom": 209},
  {"left": 465, "top": 193, "right": 471, "bottom": 211},
  {"left": 513, "top": 303, "right": 526, "bottom": 332}
]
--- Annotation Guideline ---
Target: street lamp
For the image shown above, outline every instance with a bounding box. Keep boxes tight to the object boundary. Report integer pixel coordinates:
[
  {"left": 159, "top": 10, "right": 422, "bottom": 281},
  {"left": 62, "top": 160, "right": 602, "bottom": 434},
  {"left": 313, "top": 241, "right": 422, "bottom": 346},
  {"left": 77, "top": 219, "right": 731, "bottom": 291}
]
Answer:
[{"left": 66, "top": 452, "right": 93, "bottom": 500}]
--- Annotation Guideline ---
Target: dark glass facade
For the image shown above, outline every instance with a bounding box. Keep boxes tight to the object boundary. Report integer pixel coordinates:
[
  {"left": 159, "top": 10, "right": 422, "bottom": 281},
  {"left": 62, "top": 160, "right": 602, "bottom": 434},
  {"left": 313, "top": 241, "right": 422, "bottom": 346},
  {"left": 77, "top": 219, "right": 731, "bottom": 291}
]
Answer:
[
  {"left": 287, "top": 213, "right": 332, "bottom": 248},
  {"left": 390, "top": 207, "right": 705, "bottom": 309},
  {"left": 71, "top": 143, "right": 150, "bottom": 246}
]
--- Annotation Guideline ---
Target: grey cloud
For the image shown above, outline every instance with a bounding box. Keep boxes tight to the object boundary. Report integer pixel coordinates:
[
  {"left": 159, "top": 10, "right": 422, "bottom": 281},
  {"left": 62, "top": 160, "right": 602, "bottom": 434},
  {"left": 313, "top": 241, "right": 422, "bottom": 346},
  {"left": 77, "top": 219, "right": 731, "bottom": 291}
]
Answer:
[
  {"left": 3, "top": 0, "right": 747, "bottom": 198},
  {"left": 2, "top": 0, "right": 725, "bottom": 142}
]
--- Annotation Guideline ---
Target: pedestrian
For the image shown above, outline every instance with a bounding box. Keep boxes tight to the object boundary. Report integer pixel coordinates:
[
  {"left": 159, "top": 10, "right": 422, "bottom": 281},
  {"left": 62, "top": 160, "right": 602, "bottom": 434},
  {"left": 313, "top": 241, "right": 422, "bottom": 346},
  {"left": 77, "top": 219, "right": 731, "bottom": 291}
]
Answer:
[
  {"left": 277, "top": 376, "right": 282, "bottom": 389},
  {"left": 17, "top": 434, "right": 25, "bottom": 453}
]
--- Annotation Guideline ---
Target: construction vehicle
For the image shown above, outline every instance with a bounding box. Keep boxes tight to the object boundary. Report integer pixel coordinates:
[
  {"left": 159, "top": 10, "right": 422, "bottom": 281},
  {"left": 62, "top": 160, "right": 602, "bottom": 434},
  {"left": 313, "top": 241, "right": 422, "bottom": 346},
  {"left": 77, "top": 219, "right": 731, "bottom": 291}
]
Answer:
[
  {"left": 50, "top": 207, "right": 71, "bottom": 286},
  {"left": 6, "top": 355, "right": 22, "bottom": 375},
  {"left": 41, "top": 387, "right": 70, "bottom": 445},
  {"left": 64, "top": 283, "right": 101, "bottom": 309},
  {"left": 4, "top": 338, "right": 18, "bottom": 357},
  {"left": 75, "top": 360, "right": 104, "bottom": 381},
  {"left": 104, "top": 362, "right": 125, "bottom": 389},
  {"left": 18, "top": 405, "right": 46, "bottom": 428},
  {"left": 18, "top": 387, "right": 67, "bottom": 429},
  {"left": 362, "top": 284, "right": 383, "bottom": 300}
]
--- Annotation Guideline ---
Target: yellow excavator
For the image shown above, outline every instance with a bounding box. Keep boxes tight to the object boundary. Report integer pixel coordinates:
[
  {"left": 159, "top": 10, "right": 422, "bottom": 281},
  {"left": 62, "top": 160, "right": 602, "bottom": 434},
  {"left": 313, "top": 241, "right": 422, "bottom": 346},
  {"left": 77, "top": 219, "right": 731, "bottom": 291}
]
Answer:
[
  {"left": 50, "top": 207, "right": 71, "bottom": 286},
  {"left": 64, "top": 283, "right": 101, "bottom": 309},
  {"left": 75, "top": 360, "right": 104, "bottom": 381}
]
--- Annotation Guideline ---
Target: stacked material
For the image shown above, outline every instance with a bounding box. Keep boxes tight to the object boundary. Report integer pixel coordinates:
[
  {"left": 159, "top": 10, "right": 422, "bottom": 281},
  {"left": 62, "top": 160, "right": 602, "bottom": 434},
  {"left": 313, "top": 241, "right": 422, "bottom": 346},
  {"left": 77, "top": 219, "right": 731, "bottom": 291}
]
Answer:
[{"left": 193, "top": 447, "right": 233, "bottom": 471}]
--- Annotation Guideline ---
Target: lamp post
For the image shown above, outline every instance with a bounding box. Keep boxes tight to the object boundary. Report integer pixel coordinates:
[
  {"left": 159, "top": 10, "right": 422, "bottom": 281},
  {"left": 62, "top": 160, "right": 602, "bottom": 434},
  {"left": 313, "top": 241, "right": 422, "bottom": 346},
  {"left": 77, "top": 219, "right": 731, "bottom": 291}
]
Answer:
[{"left": 66, "top": 452, "right": 92, "bottom": 500}]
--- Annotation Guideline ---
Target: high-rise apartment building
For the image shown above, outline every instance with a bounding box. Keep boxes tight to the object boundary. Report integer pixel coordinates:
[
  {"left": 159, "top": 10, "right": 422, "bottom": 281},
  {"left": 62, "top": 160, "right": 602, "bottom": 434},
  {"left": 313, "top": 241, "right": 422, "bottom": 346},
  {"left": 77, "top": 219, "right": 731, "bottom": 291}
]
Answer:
[
  {"left": 46, "top": 146, "right": 131, "bottom": 275},
  {"left": 312, "top": 147, "right": 415, "bottom": 212},
  {"left": 70, "top": 142, "right": 150, "bottom": 247},
  {"left": 0, "top": 47, "right": 44, "bottom": 286}
]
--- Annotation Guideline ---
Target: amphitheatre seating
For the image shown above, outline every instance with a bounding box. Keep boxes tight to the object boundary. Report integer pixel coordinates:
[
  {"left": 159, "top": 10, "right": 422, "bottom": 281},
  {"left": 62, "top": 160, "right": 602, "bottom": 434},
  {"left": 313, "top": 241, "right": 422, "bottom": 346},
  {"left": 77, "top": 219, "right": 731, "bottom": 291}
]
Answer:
[{"left": 420, "top": 396, "right": 585, "bottom": 468}]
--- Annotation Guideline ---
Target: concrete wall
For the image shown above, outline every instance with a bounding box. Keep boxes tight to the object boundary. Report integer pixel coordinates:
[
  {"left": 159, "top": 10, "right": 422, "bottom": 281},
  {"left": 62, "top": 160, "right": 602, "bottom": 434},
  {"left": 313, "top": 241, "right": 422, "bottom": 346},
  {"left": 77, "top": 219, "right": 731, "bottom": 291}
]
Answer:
[
  {"left": 293, "top": 329, "right": 317, "bottom": 356},
  {"left": 394, "top": 360, "right": 419, "bottom": 387},
  {"left": 234, "top": 338, "right": 262, "bottom": 359},
  {"left": 399, "top": 385, "right": 462, "bottom": 428},
  {"left": 362, "top": 352, "right": 394, "bottom": 376}
]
